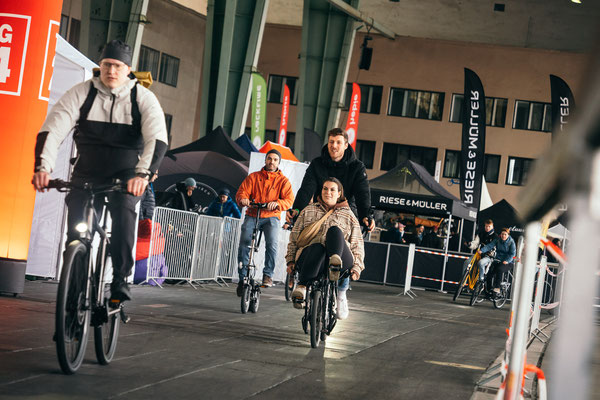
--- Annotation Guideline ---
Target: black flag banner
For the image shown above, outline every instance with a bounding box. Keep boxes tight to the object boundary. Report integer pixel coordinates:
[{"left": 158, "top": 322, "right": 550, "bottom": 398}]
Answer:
[
  {"left": 460, "top": 68, "right": 486, "bottom": 211},
  {"left": 550, "top": 75, "right": 575, "bottom": 141}
]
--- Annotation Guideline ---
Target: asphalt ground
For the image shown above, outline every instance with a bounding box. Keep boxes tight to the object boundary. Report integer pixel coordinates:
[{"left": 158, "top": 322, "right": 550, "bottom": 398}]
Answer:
[{"left": 1, "top": 280, "right": 516, "bottom": 399}]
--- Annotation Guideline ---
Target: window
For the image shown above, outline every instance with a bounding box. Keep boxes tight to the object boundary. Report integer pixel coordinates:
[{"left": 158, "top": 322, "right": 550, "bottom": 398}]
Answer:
[
  {"left": 388, "top": 88, "right": 444, "bottom": 121},
  {"left": 381, "top": 143, "right": 438, "bottom": 175},
  {"left": 506, "top": 156, "right": 533, "bottom": 186},
  {"left": 164, "top": 114, "right": 173, "bottom": 149},
  {"left": 449, "top": 94, "right": 508, "bottom": 127},
  {"left": 264, "top": 129, "right": 277, "bottom": 144},
  {"left": 68, "top": 18, "right": 80, "bottom": 48},
  {"left": 356, "top": 140, "right": 375, "bottom": 169},
  {"left": 443, "top": 150, "right": 461, "bottom": 179},
  {"left": 484, "top": 154, "right": 501, "bottom": 183},
  {"left": 159, "top": 53, "right": 180, "bottom": 87},
  {"left": 513, "top": 100, "right": 552, "bottom": 132},
  {"left": 286, "top": 132, "right": 296, "bottom": 153},
  {"left": 267, "top": 75, "right": 298, "bottom": 105},
  {"left": 59, "top": 15, "right": 69, "bottom": 39},
  {"left": 343, "top": 83, "right": 383, "bottom": 114},
  {"left": 138, "top": 46, "right": 160, "bottom": 81}
]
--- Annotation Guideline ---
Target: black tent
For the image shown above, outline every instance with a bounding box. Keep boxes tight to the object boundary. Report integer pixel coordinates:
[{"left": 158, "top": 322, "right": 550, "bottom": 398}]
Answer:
[
  {"left": 369, "top": 160, "right": 477, "bottom": 221},
  {"left": 234, "top": 134, "right": 258, "bottom": 154},
  {"left": 478, "top": 199, "right": 524, "bottom": 238},
  {"left": 167, "top": 126, "right": 249, "bottom": 162}
]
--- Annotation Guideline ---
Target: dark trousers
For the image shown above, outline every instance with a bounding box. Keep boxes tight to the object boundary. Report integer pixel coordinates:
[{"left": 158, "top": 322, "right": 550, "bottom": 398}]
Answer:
[
  {"left": 488, "top": 261, "right": 512, "bottom": 289},
  {"left": 296, "top": 226, "right": 353, "bottom": 286},
  {"left": 66, "top": 189, "right": 140, "bottom": 281}
]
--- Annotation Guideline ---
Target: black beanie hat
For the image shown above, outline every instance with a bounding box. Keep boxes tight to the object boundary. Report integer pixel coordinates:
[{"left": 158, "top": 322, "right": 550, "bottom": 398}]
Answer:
[
  {"left": 100, "top": 40, "right": 132, "bottom": 67},
  {"left": 266, "top": 149, "right": 282, "bottom": 161}
]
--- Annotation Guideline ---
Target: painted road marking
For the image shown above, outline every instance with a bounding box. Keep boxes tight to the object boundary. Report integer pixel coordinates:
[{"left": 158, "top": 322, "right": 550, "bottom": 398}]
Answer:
[{"left": 425, "top": 360, "right": 486, "bottom": 370}]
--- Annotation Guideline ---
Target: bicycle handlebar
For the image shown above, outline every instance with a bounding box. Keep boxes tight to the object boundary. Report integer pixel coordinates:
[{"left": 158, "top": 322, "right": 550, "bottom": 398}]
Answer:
[
  {"left": 248, "top": 201, "right": 269, "bottom": 209},
  {"left": 47, "top": 179, "right": 129, "bottom": 194}
]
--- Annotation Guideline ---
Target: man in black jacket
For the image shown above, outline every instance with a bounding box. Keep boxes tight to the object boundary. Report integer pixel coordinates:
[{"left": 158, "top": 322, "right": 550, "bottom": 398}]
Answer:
[
  {"left": 287, "top": 128, "right": 374, "bottom": 230},
  {"left": 470, "top": 219, "right": 500, "bottom": 282}
]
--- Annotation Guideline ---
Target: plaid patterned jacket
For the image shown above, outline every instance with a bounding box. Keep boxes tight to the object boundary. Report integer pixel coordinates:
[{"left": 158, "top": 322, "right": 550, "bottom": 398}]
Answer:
[{"left": 286, "top": 201, "right": 365, "bottom": 274}]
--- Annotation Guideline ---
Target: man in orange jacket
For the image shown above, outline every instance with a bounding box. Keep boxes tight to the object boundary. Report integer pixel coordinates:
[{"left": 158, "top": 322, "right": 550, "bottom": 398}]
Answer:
[{"left": 236, "top": 149, "right": 294, "bottom": 295}]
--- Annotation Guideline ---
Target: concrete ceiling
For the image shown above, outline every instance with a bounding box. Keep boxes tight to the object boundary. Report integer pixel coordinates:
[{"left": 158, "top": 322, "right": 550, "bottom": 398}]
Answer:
[{"left": 174, "top": 0, "right": 600, "bottom": 52}]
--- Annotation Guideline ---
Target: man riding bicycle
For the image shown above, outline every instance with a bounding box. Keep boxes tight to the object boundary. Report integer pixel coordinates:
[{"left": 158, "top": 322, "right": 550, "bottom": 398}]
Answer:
[
  {"left": 32, "top": 40, "right": 168, "bottom": 302},
  {"left": 235, "top": 149, "right": 294, "bottom": 294},
  {"left": 470, "top": 219, "right": 499, "bottom": 285},
  {"left": 478, "top": 228, "right": 516, "bottom": 296}
]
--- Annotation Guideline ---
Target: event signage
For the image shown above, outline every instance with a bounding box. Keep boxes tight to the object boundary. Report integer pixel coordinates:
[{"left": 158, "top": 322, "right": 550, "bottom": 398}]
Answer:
[
  {"left": 371, "top": 189, "right": 452, "bottom": 217},
  {"left": 0, "top": 0, "right": 62, "bottom": 260},
  {"left": 460, "top": 68, "right": 486, "bottom": 211},
  {"left": 345, "top": 82, "right": 361, "bottom": 150},
  {"left": 277, "top": 84, "right": 289, "bottom": 145},
  {"left": 251, "top": 72, "right": 266, "bottom": 148},
  {"left": 0, "top": 13, "right": 31, "bottom": 95},
  {"left": 38, "top": 20, "right": 59, "bottom": 101},
  {"left": 550, "top": 75, "right": 575, "bottom": 141}
]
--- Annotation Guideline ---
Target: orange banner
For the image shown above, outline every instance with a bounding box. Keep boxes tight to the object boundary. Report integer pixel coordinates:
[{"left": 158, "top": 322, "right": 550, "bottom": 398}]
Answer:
[{"left": 0, "top": 0, "right": 63, "bottom": 260}]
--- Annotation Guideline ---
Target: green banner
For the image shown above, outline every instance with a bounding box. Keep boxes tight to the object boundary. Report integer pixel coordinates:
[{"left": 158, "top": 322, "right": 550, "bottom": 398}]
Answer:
[{"left": 251, "top": 73, "right": 267, "bottom": 148}]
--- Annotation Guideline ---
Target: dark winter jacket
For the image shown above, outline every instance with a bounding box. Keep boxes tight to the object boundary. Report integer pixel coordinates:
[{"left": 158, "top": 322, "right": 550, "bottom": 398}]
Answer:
[
  {"left": 293, "top": 145, "right": 370, "bottom": 220},
  {"left": 206, "top": 197, "right": 241, "bottom": 218}
]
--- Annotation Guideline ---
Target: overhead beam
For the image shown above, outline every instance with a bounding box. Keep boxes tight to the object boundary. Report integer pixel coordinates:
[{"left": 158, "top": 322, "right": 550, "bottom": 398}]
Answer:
[{"left": 327, "top": 0, "right": 396, "bottom": 39}]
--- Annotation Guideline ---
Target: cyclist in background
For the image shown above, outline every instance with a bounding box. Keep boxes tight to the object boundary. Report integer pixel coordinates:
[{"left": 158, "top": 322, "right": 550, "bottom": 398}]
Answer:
[
  {"left": 470, "top": 219, "right": 499, "bottom": 284},
  {"left": 479, "top": 228, "right": 516, "bottom": 296},
  {"left": 32, "top": 40, "right": 168, "bottom": 302},
  {"left": 235, "top": 149, "right": 294, "bottom": 294}
]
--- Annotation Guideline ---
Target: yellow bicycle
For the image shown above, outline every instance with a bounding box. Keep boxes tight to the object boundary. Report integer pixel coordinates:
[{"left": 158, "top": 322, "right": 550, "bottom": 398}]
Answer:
[{"left": 453, "top": 251, "right": 481, "bottom": 301}]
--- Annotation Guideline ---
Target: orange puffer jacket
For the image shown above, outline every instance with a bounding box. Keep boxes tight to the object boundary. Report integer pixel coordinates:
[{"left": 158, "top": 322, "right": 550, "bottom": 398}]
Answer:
[{"left": 236, "top": 168, "right": 294, "bottom": 219}]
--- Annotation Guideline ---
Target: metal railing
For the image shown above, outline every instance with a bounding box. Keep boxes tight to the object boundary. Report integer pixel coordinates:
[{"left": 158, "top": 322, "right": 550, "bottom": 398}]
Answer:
[{"left": 146, "top": 207, "right": 242, "bottom": 287}]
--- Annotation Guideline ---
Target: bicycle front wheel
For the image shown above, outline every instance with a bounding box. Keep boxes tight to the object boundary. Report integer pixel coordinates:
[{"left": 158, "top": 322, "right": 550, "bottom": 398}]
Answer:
[
  {"left": 310, "top": 289, "right": 322, "bottom": 348},
  {"left": 250, "top": 285, "right": 260, "bottom": 313},
  {"left": 285, "top": 272, "right": 297, "bottom": 302},
  {"left": 453, "top": 258, "right": 474, "bottom": 301},
  {"left": 241, "top": 282, "right": 251, "bottom": 314},
  {"left": 470, "top": 281, "right": 483, "bottom": 307},
  {"left": 56, "top": 241, "right": 91, "bottom": 374}
]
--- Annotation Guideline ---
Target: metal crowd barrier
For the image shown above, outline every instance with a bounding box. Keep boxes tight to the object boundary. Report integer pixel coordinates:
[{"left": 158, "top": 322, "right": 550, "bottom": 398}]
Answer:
[
  {"left": 217, "top": 217, "right": 242, "bottom": 283},
  {"left": 146, "top": 207, "right": 242, "bottom": 287}
]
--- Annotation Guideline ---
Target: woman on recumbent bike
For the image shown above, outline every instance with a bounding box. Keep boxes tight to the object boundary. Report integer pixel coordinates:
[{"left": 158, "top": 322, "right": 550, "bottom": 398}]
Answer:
[{"left": 478, "top": 228, "right": 516, "bottom": 297}]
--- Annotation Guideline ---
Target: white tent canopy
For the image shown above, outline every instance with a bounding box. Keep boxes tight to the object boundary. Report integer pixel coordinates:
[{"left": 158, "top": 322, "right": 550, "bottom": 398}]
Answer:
[{"left": 26, "top": 36, "right": 96, "bottom": 278}]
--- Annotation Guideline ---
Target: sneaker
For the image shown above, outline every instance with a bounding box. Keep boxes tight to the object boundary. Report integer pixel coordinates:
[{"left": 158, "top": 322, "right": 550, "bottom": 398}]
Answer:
[
  {"left": 337, "top": 290, "right": 349, "bottom": 320},
  {"left": 110, "top": 280, "right": 131, "bottom": 302},
  {"left": 262, "top": 275, "right": 273, "bottom": 287},
  {"left": 292, "top": 285, "right": 306, "bottom": 310},
  {"left": 236, "top": 281, "right": 244, "bottom": 297},
  {"left": 328, "top": 254, "right": 342, "bottom": 281}
]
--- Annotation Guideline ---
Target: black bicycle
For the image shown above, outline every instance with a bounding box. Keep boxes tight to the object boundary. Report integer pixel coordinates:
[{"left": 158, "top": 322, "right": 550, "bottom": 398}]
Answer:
[
  {"left": 295, "top": 262, "right": 349, "bottom": 348},
  {"left": 48, "top": 179, "right": 130, "bottom": 374},
  {"left": 240, "top": 202, "right": 268, "bottom": 314},
  {"left": 470, "top": 259, "right": 512, "bottom": 309}
]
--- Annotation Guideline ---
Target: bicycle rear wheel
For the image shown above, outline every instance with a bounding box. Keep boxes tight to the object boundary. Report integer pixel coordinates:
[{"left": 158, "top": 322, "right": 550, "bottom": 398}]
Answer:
[
  {"left": 94, "top": 303, "right": 120, "bottom": 364},
  {"left": 56, "top": 241, "right": 91, "bottom": 374},
  {"left": 250, "top": 285, "right": 260, "bottom": 313},
  {"left": 310, "top": 289, "right": 322, "bottom": 348}
]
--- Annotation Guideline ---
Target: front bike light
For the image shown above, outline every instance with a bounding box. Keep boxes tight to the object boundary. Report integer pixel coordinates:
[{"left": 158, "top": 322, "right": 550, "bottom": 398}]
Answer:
[{"left": 75, "top": 222, "right": 88, "bottom": 233}]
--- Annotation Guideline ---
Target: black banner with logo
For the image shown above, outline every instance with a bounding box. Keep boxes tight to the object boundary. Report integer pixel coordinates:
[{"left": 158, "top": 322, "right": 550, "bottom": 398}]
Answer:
[
  {"left": 371, "top": 189, "right": 452, "bottom": 217},
  {"left": 460, "top": 68, "right": 486, "bottom": 211},
  {"left": 550, "top": 75, "right": 575, "bottom": 141}
]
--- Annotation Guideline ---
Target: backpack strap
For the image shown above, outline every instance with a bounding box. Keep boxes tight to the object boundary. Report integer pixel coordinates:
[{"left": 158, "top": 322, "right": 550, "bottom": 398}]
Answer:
[
  {"left": 77, "top": 83, "right": 97, "bottom": 124},
  {"left": 130, "top": 84, "right": 142, "bottom": 133}
]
